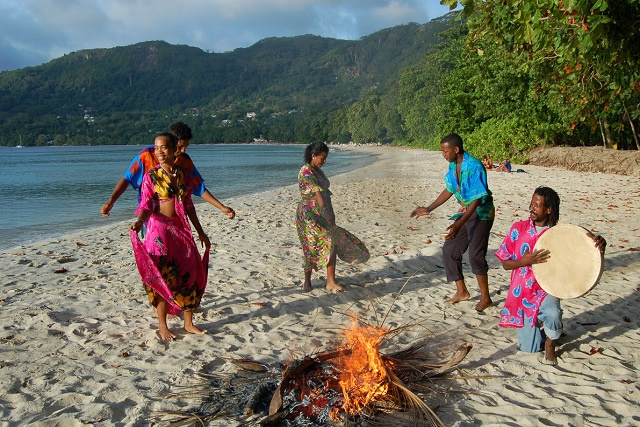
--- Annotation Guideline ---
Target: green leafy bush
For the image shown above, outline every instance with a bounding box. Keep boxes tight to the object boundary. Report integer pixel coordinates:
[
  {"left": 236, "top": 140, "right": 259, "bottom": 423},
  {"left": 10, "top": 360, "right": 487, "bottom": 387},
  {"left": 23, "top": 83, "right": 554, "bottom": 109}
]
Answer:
[{"left": 464, "top": 116, "right": 558, "bottom": 163}]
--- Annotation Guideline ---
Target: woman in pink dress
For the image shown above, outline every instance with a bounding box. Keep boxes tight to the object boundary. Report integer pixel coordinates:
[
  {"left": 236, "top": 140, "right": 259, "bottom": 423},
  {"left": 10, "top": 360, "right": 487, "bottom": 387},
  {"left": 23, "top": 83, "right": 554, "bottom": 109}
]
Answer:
[{"left": 130, "top": 132, "right": 210, "bottom": 340}]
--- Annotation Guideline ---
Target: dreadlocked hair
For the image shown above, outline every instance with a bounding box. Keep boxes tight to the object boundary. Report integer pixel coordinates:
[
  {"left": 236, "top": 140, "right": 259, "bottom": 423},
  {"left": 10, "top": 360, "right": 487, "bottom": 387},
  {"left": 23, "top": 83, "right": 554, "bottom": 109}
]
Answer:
[{"left": 534, "top": 186, "right": 560, "bottom": 226}]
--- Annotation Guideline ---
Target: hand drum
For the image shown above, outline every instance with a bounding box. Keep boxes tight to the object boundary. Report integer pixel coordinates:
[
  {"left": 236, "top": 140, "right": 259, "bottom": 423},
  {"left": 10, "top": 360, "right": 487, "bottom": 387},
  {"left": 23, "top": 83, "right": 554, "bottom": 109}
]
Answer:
[{"left": 532, "top": 224, "right": 603, "bottom": 299}]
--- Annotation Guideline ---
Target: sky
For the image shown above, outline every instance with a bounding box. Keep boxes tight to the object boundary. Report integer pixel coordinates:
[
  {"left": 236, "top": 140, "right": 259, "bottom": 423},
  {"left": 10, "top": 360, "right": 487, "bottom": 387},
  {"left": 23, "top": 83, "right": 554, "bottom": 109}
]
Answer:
[{"left": 0, "top": 0, "right": 456, "bottom": 72}]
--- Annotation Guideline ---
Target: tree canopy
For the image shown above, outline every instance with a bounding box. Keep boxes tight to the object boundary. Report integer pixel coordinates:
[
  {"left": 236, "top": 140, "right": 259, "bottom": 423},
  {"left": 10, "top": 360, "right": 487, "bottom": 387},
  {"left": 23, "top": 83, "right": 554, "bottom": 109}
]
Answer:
[{"left": 441, "top": 0, "right": 640, "bottom": 150}]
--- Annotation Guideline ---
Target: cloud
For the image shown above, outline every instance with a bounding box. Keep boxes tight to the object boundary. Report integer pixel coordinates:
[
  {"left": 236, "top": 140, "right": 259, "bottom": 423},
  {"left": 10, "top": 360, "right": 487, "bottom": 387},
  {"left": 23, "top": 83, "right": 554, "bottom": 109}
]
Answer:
[{"left": 0, "top": 0, "right": 454, "bottom": 71}]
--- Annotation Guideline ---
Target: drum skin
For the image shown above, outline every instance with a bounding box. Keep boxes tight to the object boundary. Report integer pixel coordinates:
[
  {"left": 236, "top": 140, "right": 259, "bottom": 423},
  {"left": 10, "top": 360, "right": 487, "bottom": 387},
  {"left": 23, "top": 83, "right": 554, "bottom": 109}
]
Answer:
[{"left": 532, "top": 224, "right": 604, "bottom": 299}]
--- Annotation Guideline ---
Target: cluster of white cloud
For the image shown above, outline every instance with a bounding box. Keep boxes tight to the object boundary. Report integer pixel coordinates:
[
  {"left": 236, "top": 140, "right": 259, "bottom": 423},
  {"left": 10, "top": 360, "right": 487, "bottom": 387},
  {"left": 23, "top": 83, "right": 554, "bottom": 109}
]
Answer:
[{"left": 0, "top": 0, "right": 454, "bottom": 71}]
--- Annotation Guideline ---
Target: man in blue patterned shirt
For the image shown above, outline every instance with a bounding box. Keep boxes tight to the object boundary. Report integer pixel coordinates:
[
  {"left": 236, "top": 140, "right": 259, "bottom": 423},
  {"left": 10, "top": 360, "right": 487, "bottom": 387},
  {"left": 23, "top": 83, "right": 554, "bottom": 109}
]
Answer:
[{"left": 410, "top": 133, "right": 495, "bottom": 311}]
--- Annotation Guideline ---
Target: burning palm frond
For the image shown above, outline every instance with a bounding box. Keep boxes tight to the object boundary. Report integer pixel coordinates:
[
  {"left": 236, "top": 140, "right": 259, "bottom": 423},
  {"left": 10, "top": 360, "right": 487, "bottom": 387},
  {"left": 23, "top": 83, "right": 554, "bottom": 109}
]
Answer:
[
  {"left": 153, "top": 333, "right": 472, "bottom": 427},
  {"left": 154, "top": 272, "right": 475, "bottom": 426},
  {"left": 259, "top": 315, "right": 472, "bottom": 426}
]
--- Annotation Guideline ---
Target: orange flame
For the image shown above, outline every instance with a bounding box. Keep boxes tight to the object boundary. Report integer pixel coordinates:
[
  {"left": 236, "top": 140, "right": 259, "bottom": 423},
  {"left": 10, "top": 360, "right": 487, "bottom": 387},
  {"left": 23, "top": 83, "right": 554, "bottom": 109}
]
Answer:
[{"left": 331, "top": 318, "right": 393, "bottom": 418}]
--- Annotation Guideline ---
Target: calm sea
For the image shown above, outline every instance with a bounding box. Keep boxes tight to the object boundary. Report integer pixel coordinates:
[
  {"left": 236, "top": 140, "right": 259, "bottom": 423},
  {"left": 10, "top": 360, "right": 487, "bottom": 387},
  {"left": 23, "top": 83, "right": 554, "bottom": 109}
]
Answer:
[{"left": 0, "top": 144, "right": 375, "bottom": 250}]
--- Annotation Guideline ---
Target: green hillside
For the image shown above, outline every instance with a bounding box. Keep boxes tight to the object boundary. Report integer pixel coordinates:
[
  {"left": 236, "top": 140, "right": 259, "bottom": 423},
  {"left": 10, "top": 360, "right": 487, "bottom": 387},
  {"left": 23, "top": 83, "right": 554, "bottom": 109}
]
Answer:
[{"left": 0, "top": 16, "right": 453, "bottom": 146}]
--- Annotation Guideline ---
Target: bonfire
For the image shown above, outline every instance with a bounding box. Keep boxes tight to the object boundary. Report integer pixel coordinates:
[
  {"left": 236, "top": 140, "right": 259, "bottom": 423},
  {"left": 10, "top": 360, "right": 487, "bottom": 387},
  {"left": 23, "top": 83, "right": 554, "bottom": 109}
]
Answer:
[{"left": 154, "top": 316, "right": 472, "bottom": 426}]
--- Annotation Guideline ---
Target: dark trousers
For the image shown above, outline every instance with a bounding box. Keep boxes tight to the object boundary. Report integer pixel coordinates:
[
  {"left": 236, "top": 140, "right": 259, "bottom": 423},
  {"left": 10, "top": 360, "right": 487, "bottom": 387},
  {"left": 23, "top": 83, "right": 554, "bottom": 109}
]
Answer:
[{"left": 442, "top": 212, "right": 493, "bottom": 282}]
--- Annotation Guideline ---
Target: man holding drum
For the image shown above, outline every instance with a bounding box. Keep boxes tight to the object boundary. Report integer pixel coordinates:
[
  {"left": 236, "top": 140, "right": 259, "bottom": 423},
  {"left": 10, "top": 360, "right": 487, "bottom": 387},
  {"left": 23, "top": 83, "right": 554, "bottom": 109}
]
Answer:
[{"left": 495, "top": 187, "right": 606, "bottom": 365}]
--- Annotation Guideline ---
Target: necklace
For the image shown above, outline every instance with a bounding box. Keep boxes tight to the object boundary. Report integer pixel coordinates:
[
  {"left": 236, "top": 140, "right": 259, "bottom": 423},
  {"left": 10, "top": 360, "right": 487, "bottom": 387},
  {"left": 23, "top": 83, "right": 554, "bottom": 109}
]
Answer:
[{"left": 160, "top": 164, "right": 176, "bottom": 177}]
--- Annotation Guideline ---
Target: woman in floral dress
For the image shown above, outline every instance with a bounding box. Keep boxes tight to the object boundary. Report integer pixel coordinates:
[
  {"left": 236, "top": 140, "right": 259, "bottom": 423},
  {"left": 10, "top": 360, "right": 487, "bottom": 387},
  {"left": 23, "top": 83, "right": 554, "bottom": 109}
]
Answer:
[
  {"left": 296, "top": 142, "right": 345, "bottom": 293},
  {"left": 130, "top": 132, "right": 210, "bottom": 340}
]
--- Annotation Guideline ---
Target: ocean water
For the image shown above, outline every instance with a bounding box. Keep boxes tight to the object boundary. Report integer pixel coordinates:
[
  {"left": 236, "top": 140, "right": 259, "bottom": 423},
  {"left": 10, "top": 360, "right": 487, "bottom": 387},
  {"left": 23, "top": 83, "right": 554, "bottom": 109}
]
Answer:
[{"left": 0, "top": 144, "right": 376, "bottom": 250}]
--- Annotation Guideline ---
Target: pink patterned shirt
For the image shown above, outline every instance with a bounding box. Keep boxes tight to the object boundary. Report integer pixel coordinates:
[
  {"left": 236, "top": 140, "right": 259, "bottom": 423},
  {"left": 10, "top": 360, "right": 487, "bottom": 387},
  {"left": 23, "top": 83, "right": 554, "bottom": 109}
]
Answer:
[{"left": 495, "top": 219, "right": 550, "bottom": 328}]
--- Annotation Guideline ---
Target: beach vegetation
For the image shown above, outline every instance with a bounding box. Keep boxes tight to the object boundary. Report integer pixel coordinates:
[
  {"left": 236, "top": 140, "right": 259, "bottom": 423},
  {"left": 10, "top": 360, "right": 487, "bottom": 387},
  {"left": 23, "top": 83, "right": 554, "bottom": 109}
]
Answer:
[{"left": 438, "top": 0, "right": 640, "bottom": 154}]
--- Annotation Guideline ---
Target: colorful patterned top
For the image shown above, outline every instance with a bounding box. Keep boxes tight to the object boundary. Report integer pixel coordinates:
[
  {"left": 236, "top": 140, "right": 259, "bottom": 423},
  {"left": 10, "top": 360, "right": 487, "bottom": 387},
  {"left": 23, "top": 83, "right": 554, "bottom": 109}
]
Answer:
[
  {"left": 495, "top": 219, "right": 550, "bottom": 328},
  {"left": 136, "top": 165, "right": 194, "bottom": 215},
  {"left": 123, "top": 146, "right": 205, "bottom": 197},
  {"left": 298, "top": 164, "right": 332, "bottom": 210},
  {"left": 444, "top": 152, "right": 494, "bottom": 220}
]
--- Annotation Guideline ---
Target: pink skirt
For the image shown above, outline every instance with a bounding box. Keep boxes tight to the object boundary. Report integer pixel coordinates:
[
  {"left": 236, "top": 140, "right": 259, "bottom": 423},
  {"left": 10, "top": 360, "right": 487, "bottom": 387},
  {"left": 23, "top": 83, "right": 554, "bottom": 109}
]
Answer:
[{"left": 131, "top": 213, "right": 209, "bottom": 315}]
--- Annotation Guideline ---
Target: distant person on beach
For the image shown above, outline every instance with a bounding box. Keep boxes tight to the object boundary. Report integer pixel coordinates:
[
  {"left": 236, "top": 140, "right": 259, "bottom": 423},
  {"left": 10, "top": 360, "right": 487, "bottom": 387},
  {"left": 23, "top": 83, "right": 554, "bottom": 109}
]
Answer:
[
  {"left": 130, "top": 132, "right": 210, "bottom": 340},
  {"left": 101, "top": 121, "right": 235, "bottom": 220},
  {"left": 296, "top": 142, "right": 345, "bottom": 293},
  {"left": 482, "top": 155, "right": 495, "bottom": 170},
  {"left": 496, "top": 159, "right": 512, "bottom": 172},
  {"left": 410, "top": 133, "right": 494, "bottom": 312},
  {"left": 495, "top": 186, "right": 606, "bottom": 364}
]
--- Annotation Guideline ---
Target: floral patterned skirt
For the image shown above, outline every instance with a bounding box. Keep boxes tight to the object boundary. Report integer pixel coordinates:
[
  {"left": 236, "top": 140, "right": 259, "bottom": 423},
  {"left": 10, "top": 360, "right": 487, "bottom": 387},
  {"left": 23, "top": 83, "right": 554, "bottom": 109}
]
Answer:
[
  {"left": 296, "top": 204, "right": 370, "bottom": 271},
  {"left": 131, "top": 213, "right": 209, "bottom": 315},
  {"left": 296, "top": 202, "right": 333, "bottom": 272}
]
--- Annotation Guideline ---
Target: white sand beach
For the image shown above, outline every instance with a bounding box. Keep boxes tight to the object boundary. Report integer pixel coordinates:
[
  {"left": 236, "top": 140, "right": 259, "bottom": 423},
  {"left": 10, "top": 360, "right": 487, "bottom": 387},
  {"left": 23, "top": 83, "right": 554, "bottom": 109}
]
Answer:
[{"left": 1, "top": 145, "right": 639, "bottom": 426}]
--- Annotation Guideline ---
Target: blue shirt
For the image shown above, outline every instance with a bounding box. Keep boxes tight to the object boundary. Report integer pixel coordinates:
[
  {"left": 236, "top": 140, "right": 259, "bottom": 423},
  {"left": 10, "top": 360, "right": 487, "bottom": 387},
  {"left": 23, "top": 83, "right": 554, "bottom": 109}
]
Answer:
[{"left": 444, "top": 152, "right": 494, "bottom": 220}]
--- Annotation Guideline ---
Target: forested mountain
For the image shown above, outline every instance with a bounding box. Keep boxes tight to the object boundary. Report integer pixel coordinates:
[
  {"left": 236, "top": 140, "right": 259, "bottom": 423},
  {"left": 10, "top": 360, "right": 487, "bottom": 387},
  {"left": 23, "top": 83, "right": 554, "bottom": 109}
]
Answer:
[
  {"left": 4, "top": 3, "right": 638, "bottom": 156},
  {"left": 0, "top": 15, "right": 453, "bottom": 146}
]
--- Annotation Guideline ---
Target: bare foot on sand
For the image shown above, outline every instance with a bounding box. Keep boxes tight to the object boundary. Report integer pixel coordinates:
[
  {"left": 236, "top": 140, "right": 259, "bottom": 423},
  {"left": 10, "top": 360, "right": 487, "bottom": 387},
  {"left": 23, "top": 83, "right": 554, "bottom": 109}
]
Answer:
[
  {"left": 302, "top": 282, "right": 312, "bottom": 292},
  {"left": 540, "top": 337, "right": 558, "bottom": 365},
  {"left": 475, "top": 298, "right": 493, "bottom": 312},
  {"left": 184, "top": 324, "right": 207, "bottom": 335},
  {"left": 446, "top": 291, "right": 470, "bottom": 305},
  {"left": 326, "top": 282, "right": 345, "bottom": 293},
  {"left": 156, "top": 327, "right": 176, "bottom": 341}
]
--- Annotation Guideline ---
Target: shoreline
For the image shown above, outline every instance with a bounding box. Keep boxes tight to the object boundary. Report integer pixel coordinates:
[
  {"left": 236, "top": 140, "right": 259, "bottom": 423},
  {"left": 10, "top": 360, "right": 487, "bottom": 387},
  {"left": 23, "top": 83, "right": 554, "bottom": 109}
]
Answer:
[
  {"left": 0, "top": 144, "right": 376, "bottom": 252},
  {"left": 1, "top": 145, "right": 639, "bottom": 425}
]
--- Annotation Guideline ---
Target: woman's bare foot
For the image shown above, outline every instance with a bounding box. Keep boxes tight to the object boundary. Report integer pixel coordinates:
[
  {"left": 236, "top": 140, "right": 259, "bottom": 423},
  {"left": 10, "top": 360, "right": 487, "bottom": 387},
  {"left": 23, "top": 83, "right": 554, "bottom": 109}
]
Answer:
[
  {"left": 182, "top": 311, "right": 206, "bottom": 335},
  {"left": 446, "top": 290, "right": 470, "bottom": 305},
  {"left": 475, "top": 298, "right": 493, "bottom": 312},
  {"left": 326, "top": 282, "right": 345, "bottom": 293},
  {"left": 184, "top": 324, "right": 207, "bottom": 335},
  {"left": 302, "top": 282, "right": 312, "bottom": 292},
  {"left": 156, "top": 327, "right": 175, "bottom": 341}
]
